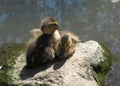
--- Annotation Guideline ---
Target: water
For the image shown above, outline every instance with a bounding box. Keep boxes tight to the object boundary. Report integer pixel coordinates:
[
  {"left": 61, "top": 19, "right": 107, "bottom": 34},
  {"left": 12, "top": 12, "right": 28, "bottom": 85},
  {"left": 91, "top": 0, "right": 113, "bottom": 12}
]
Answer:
[{"left": 0, "top": 0, "right": 120, "bottom": 85}]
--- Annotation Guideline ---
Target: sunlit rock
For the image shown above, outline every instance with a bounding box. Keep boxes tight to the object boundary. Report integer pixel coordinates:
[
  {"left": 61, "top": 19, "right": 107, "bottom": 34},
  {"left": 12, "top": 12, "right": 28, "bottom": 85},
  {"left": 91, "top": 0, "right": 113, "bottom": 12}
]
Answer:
[{"left": 9, "top": 40, "right": 111, "bottom": 86}]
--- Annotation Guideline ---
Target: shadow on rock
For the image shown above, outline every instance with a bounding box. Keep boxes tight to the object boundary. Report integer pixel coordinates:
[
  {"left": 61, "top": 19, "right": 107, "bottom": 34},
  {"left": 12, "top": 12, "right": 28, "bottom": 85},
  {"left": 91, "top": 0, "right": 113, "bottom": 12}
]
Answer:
[
  {"left": 53, "top": 57, "right": 68, "bottom": 70},
  {"left": 19, "top": 58, "right": 68, "bottom": 80},
  {"left": 19, "top": 62, "right": 53, "bottom": 80}
]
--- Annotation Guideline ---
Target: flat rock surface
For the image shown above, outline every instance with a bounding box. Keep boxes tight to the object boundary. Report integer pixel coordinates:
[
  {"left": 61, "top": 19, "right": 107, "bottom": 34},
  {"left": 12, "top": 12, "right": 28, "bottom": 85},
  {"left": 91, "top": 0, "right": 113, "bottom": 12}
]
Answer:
[{"left": 11, "top": 40, "right": 104, "bottom": 86}]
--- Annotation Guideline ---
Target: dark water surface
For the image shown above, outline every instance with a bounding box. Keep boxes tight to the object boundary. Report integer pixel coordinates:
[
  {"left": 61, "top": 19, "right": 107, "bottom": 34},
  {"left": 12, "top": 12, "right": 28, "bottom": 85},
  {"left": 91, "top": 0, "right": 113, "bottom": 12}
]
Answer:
[{"left": 0, "top": 0, "right": 120, "bottom": 85}]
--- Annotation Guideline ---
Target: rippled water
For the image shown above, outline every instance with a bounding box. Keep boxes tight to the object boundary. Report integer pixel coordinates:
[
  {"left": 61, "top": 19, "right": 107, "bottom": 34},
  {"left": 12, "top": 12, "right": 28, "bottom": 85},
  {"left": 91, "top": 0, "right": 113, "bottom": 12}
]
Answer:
[
  {"left": 106, "top": 62, "right": 120, "bottom": 86},
  {"left": 0, "top": 0, "right": 120, "bottom": 85}
]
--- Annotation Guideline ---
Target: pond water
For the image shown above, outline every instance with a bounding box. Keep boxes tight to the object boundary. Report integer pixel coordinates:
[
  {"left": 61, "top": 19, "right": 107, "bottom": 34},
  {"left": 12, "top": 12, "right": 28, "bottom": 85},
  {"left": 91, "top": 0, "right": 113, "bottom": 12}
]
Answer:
[{"left": 0, "top": 0, "right": 120, "bottom": 85}]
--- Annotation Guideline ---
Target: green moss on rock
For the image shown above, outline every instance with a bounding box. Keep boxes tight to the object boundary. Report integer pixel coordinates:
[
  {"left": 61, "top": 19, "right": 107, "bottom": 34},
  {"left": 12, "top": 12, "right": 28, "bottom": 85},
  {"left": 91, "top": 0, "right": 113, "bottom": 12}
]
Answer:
[
  {"left": 93, "top": 43, "right": 112, "bottom": 86},
  {"left": 0, "top": 43, "right": 25, "bottom": 85}
]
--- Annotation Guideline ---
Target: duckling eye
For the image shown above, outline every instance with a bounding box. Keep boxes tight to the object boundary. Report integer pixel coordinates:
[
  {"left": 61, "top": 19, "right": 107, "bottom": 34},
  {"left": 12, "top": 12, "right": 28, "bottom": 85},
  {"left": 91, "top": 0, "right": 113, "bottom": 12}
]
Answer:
[{"left": 46, "top": 24, "right": 56, "bottom": 28}]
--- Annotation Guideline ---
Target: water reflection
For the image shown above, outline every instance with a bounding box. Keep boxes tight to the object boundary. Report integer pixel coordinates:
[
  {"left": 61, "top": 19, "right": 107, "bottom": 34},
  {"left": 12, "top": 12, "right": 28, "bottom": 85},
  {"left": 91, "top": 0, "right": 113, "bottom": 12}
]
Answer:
[{"left": 0, "top": 0, "right": 120, "bottom": 85}]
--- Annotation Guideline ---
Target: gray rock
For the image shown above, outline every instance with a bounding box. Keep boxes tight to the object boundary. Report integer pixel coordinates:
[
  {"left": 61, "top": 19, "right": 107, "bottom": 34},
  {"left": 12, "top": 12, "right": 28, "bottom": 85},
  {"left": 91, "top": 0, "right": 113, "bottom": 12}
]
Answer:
[{"left": 11, "top": 40, "right": 110, "bottom": 86}]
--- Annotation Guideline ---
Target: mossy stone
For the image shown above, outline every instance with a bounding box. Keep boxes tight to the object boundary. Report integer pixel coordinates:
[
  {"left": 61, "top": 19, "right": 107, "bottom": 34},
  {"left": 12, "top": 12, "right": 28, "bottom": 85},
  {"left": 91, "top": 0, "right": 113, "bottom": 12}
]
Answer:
[
  {"left": 0, "top": 43, "right": 25, "bottom": 85},
  {"left": 92, "top": 43, "right": 112, "bottom": 86}
]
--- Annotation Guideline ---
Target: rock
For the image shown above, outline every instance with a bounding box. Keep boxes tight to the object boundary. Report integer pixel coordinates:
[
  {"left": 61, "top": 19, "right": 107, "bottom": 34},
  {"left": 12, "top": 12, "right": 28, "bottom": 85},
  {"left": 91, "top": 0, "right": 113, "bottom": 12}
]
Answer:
[{"left": 11, "top": 40, "right": 111, "bottom": 86}]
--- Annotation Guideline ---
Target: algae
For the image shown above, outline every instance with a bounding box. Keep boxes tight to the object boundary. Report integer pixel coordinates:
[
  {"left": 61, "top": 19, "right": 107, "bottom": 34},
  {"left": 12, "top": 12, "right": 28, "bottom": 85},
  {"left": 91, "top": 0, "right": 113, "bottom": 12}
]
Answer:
[{"left": 0, "top": 43, "right": 25, "bottom": 86}]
